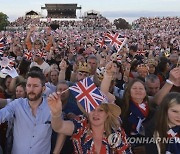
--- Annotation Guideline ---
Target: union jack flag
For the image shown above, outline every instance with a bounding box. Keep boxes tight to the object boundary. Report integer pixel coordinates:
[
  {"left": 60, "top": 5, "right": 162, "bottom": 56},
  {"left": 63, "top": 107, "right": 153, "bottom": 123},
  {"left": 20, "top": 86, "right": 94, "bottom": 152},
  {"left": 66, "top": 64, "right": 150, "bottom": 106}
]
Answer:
[
  {"left": 117, "top": 55, "right": 122, "bottom": 63},
  {"left": 8, "top": 57, "right": 15, "bottom": 68},
  {"left": 0, "top": 42, "right": 4, "bottom": 50},
  {"left": 37, "top": 50, "right": 47, "bottom": 59},
  {"left": 69, "top": 77, "right": 105, "bottom": 113},
  {"left": 0, "top": 56, "right": 15, "bottom": 70},
  {"left": 0, "top": 37, "right": 5, "bottom": 52},
  {"left": 24, "top": 50, "right": 33, "bottom": 61},
  {"left": 105, "top": 32, "right": 124, "bottom": 46},
  {"left": 0, "top": 50, "right": 3, "bottom": 55},
  {"left": 167, "top": 126, "right": 180, "bottom": 138},
  {"left": 97, "top": 38, "right": 106, "bottom": 48},
  {"left": 135, "top": 50, "right": 146, "bottom": 56}
]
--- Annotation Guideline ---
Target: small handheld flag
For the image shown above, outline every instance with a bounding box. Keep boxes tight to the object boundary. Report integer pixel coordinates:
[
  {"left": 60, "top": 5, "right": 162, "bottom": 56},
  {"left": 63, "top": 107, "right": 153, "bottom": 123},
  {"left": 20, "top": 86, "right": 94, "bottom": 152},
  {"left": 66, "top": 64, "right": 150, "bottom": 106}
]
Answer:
[{"left": 69, "top": 77, "right": 105, "bottom": 113}]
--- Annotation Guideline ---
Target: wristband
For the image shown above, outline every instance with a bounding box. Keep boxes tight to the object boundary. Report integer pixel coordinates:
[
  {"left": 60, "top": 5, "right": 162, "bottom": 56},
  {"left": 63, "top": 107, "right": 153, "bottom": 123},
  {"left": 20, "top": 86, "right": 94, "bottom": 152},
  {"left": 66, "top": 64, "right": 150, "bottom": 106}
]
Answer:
[
  {"left": 50, "top": 112, "right": 61, "bottom": 118},
  {"left": 166, "top": 79, "right": 174, "bottom": 85}
]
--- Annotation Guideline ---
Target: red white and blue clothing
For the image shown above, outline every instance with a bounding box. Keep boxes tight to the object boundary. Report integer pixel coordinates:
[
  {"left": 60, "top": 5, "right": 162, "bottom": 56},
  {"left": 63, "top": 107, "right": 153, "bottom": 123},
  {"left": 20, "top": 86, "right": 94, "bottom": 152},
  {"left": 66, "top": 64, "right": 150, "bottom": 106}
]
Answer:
[
  {"left": 166, "top": 126, "right": 180, "bottom": 154},
  {"left": 71, "top": 115, "right": 132, "bottom": 154}
]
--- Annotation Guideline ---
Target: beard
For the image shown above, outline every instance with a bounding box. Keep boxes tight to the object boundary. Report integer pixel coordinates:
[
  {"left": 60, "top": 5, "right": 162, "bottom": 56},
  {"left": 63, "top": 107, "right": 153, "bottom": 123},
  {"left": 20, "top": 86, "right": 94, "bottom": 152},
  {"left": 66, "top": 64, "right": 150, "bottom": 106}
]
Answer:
[{"left": 27, "top": 90, "right": 43, "bottom": 101}]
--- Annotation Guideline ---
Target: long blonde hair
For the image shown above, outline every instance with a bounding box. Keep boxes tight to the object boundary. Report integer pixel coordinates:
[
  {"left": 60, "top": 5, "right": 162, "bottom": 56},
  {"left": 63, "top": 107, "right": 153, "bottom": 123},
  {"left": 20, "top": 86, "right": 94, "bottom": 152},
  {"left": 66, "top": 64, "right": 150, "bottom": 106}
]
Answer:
[{"left": 100, "top": 104, "right": 120, "bottom": 137}]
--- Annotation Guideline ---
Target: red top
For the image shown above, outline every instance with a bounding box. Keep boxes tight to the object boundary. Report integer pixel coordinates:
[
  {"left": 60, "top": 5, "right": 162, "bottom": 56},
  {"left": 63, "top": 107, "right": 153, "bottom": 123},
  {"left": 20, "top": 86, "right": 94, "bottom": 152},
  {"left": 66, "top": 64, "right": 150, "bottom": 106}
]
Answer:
[{"left": 71, "top": 115, "right": 132, "bottom": 154}]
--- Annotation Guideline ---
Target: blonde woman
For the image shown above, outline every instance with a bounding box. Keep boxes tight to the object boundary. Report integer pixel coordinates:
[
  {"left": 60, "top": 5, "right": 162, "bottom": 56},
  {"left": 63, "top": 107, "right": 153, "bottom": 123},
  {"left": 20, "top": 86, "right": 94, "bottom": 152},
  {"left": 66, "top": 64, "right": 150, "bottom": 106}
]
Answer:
[{"left": 48, "top": 92, "right": 132, "bottom": 154}]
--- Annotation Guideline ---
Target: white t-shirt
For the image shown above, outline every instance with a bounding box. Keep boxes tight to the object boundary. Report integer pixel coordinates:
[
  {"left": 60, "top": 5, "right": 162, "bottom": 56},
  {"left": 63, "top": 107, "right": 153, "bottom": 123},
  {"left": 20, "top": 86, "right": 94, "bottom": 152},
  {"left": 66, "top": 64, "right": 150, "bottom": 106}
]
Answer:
[{"left": 30, "top": 61, "right": 51, "bottom": 75}]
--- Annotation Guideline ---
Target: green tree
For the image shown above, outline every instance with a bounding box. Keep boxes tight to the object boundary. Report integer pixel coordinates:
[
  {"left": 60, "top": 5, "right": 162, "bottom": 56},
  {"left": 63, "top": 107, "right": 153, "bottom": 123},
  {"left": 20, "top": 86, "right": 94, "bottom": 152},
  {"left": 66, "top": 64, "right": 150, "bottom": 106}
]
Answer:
[
  {"left": 113, "top": 18, "right": 131, "bottom": 29},
  {"left": 0, "top": 12, "right": 9, "bottom": 31}
]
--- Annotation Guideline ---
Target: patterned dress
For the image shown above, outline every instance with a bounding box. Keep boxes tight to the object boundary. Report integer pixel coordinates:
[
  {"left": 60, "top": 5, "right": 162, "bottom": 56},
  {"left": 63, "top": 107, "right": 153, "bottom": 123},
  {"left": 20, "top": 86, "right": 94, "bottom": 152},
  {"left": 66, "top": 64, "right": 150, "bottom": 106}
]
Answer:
[{"left": 71, "top": 115, "right": 132, "bottom": 154}]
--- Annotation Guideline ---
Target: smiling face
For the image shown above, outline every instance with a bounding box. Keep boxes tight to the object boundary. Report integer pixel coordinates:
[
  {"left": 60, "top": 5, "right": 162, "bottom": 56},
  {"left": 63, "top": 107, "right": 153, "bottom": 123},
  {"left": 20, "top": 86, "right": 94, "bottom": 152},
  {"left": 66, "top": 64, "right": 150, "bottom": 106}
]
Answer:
[
  {"left": 130, "top": 81, "right": 146, "bottom": 103},
  {"left": 168, "top": 103, "right": 180, "bottom": 127},
  {"left": 88, "top": 106, "right": 108, "bottom": 127},
  {"left": 15, "top": 85, "right": 26, "bottom": 98}
]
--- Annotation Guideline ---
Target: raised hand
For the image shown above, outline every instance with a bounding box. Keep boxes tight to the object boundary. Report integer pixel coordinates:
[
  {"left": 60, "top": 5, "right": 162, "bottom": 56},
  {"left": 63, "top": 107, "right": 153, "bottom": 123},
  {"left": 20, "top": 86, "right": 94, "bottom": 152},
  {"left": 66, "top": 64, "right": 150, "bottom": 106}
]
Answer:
[
  {"left": 105, "top": 61, "right": 118, "bottom": 77},
  {"left": 59, "top": 59, "right": 67, "bottom": 71},
  {"left": 47, "top": 92, "right": 62, "bottom": 117},
  {"left": 169, "top": 66, "right": 180, "bottom": 87},
  {"left": 72, "top": 62, "right": 78, "bottom": 73},
  {"left": 29, "top": 25, "right": 36, "bottom": 33}
]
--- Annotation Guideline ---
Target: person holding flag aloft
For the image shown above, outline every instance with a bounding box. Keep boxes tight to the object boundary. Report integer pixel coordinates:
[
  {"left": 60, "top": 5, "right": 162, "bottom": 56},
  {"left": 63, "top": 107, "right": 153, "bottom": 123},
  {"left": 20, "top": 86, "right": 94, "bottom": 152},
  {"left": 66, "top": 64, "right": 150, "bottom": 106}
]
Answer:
[{"left": 47, "top": 77, "right": 132, "bottom": 154}]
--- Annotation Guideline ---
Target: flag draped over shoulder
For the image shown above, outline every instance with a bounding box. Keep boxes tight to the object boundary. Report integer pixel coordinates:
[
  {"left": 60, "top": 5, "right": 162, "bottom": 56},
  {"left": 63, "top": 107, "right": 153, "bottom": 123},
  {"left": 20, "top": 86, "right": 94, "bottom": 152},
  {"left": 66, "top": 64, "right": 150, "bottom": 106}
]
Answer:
[{"left": 69, "top": 77, "right": 105, "bottom": 113}]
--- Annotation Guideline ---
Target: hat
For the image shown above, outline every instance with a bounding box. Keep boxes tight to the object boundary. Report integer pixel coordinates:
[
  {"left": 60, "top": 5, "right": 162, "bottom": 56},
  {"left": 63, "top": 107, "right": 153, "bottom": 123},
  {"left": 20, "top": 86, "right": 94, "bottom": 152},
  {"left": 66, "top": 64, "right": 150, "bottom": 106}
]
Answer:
[
  {"left": 164, "top": 50, "right": 170, "bottom": 57},
  {"left": 77, "top": 62, "right": 91, "bottom": 73},
  {"left": 96, "top": 67, "right": 105, "bottom": 81},
  {"left": 103, "top": 103, "right": 121, "bottom": 117},
  {"left": 77, "top": 101, "right": 121, "bottom": 117}
]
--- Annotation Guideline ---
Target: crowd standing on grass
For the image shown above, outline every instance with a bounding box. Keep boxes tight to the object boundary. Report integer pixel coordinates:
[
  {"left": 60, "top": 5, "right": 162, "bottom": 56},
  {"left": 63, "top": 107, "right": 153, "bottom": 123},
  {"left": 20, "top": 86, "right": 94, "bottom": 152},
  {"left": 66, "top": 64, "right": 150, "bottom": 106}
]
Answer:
[{"left": 0, "top": 14, "right": 180, "bottom": 154}]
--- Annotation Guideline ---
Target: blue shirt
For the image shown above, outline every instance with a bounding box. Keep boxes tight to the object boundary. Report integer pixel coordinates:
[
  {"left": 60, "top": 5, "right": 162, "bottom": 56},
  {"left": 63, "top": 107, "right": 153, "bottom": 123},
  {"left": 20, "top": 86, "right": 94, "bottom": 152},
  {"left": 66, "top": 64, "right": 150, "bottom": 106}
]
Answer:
[
  {"left": 0, "top": 97, "right": 52, "bottom": 154},
  {"left": 45, "top": 82, "right": 56, "bottom": 93}
]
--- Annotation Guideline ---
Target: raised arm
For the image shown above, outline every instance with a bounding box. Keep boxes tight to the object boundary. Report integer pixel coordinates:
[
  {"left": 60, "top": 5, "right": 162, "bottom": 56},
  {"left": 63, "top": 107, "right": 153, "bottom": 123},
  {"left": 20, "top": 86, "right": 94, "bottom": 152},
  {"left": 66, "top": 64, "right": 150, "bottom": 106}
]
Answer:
[
  {"left": 58, "top": 59, "right": 68, "bottom": 81},
  {"left": 100, "top": 61, "right": 117, "bottom": 103},
  {"left": 152, "top": 67, "right": 180, "bottom": 105},
  {"left": 45, "top": 27, "right": 53, "bottom": 52},
  {"left": 0, "top": 99, "right": 17, "bottom": 123},
  {"left": 70, "top": 62, "right": 78, "bottom": 82},
  {"left": 47, "top": 92, "right": 74, "bottom": 136},
  {"left": 25, "top": 25, "right": 36, "bottom": 51}
]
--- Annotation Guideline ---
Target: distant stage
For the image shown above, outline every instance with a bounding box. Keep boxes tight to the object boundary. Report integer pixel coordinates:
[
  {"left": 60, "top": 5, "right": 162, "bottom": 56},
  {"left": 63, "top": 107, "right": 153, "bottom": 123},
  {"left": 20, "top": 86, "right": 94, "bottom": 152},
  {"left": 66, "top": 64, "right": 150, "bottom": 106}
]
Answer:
[{"left": 40, "top": 18, "right": 83, "bottom": 22}]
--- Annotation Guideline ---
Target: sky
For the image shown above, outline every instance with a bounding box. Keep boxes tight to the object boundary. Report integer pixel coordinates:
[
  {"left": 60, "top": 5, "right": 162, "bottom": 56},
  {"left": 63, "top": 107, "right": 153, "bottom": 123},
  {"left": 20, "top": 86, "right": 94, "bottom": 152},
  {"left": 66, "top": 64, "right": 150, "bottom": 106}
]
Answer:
[{"left": 1, "top": 0, "right": 180, "bottom": 23}]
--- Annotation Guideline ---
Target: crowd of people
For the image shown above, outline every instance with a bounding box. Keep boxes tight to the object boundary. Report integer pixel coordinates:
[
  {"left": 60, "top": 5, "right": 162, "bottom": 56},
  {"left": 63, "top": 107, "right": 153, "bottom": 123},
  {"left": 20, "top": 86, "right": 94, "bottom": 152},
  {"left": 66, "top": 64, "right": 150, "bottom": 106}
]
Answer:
[{"left": 0, "top": 14, "right": 180, "bottom": 154}]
